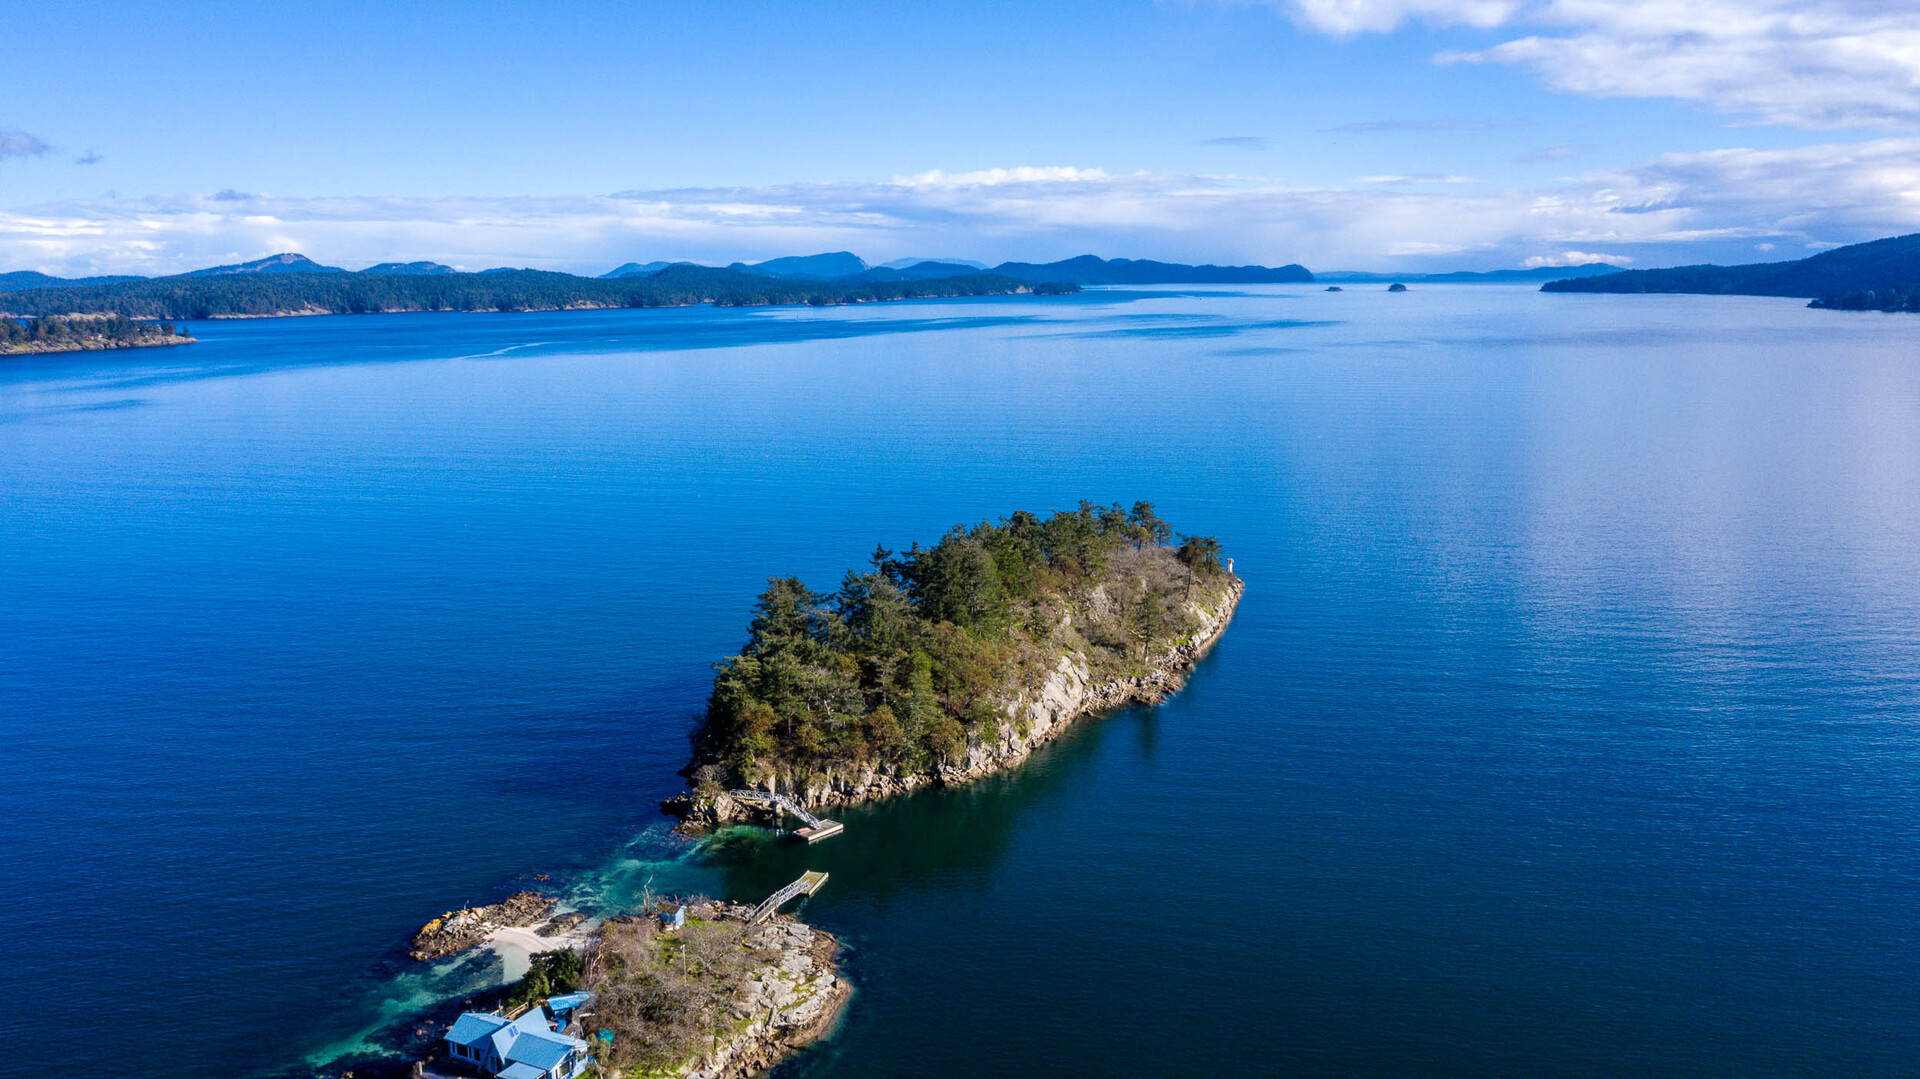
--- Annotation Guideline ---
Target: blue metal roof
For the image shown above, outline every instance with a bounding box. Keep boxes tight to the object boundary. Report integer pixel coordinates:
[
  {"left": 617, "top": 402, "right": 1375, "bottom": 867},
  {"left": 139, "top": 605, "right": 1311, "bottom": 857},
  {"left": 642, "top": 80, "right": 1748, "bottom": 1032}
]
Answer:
[
  {"left": 507, "top": 1028, "right": 584, "bottom": 1072},
  {"left": 488, "top": 1023, "right": 520, "bottom": 1064},
  {"left": 516, "top": 1003, "right": 553, "bottom": 1031},
  {"left": 499, "top": 1063, "right": 549, "bottom": 1079},
  {"left": 546, "top": 992, "right": 593, "bottom": 1013},
  {"left": 446, "top": 1012, "right": 511, "bottom": 1047}
]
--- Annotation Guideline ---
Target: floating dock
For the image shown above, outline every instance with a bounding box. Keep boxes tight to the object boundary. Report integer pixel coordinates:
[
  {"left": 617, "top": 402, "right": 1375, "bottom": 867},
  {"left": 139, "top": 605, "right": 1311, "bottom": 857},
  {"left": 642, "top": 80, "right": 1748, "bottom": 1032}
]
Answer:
[
  {"left": 794, "top": 819, "right": 843, "bottom": 842},
  {"left": 729, "top": 789, "right": 844, "bottom": 843}
]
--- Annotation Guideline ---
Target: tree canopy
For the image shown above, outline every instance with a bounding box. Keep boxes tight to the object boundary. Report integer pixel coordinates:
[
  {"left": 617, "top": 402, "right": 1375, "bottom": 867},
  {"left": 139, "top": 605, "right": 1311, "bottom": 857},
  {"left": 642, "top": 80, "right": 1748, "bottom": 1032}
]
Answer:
[{"left": 690, "top": 503, "right": 1231, "bottom": 788}]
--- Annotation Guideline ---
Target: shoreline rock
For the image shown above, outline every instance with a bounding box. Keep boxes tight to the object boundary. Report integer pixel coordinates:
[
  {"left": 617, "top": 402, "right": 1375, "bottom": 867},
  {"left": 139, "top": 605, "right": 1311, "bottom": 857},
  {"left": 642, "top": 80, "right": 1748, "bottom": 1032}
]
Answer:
[{"left": 409, "top": 891, "right": 556, "bottom": 961}]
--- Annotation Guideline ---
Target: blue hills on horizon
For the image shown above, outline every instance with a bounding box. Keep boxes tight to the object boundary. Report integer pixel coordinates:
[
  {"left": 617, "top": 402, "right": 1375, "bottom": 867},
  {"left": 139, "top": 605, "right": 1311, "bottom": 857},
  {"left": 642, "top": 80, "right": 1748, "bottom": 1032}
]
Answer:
[{"left": 16, "top": 240, "right": 1909, "bottom": 295}]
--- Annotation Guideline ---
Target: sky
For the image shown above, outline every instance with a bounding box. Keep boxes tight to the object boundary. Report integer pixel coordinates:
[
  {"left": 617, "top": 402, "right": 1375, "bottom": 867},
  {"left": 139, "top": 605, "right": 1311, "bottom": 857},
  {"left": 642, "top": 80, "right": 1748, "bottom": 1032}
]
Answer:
[{"left": 4, "top": 0, "right": 1920, "bottom": 275}]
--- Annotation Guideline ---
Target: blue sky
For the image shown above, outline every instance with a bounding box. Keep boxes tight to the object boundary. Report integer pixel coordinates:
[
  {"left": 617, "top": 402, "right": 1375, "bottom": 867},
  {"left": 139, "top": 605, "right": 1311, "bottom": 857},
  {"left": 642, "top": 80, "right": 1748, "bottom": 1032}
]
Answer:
[{"left": 4, "top": 0, "right": 1918, "bottom": 274}]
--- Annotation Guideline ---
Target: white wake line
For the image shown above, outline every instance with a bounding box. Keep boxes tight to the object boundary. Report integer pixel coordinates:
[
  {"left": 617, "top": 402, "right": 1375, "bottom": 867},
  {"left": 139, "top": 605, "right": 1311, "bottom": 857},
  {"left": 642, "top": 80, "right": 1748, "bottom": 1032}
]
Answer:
[{"left": 451, "top": 341, "right": 559, "bottom": 361}]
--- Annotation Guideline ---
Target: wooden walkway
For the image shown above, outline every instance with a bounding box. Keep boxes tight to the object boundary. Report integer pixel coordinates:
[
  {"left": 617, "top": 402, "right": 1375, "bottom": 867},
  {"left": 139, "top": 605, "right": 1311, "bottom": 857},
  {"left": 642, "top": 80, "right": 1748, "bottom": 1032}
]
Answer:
[
  {"left": 729, "top": 789, "right": 844, "bottom": 842},
  {"left": 748, "top": 870, "right": 828, "bottom": 924}
]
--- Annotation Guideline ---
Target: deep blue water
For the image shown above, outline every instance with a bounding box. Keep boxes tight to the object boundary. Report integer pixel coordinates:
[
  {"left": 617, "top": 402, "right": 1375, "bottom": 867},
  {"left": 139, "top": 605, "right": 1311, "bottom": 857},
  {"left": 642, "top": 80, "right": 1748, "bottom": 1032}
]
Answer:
[{"left": 4, "top": 286, "right": 1919, "bottom": 1076}]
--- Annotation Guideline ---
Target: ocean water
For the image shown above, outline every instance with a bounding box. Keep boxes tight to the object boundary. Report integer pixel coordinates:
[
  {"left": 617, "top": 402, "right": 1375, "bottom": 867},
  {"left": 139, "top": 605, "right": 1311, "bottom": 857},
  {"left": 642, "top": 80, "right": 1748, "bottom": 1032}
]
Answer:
[{"left": 3, "top": 285, "right": 1919, "bottom": 1076}]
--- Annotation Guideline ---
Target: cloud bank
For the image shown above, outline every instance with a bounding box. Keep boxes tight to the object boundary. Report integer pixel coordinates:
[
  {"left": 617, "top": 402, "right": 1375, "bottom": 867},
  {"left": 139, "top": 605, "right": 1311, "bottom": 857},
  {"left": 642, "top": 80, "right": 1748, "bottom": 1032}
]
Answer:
[
  {"left": 4, "top": 139, "right": 1919, "bottom": 276},
  {"left": 1267, "top": 0, "right": 1920, "bottom": 128}
]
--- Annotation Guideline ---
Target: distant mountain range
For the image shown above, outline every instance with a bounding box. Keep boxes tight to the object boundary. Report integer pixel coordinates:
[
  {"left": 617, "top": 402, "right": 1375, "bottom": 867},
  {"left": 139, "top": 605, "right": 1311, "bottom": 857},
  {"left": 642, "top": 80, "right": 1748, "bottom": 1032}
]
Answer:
[
  {"left": 361, "top": 261, "right": 456, "bottom": 276},
  {"left": 0, "top": 270, "right": 147, "bottom": 291},
  {"left": 181, "top": 253, "right": 348, "bottom": 276},
  {"left": 728, "top": 252, "right": 869, "bottom": 279},
  {"left": 989, "top": 255, "right": 1312, "bottom": 285},
  {"left": 1543, "top": 234, "right": 1920, "bottom": 301}
]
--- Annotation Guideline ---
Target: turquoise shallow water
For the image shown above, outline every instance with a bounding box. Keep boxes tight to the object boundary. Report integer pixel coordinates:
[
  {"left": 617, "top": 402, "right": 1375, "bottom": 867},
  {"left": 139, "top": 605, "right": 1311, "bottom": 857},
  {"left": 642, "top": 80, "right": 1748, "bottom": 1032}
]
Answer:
[{"left": 3, "top": 285, "right": 1919, "bottom": 1076}]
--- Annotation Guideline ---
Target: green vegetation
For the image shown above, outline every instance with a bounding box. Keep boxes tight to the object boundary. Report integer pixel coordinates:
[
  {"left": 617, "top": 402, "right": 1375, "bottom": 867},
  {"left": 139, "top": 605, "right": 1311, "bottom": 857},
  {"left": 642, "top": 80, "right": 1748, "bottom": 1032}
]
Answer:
[
  {"left": 0, "top": 266, "right": 1074, "bottom": 320},
  {"left": 0, "top": 314, "right": 190, "bottom": 354},
  {"left": 1542, "top": 233, "right": 1920, "bottom": 299},
  {"left": 687, "top": 503, "right": 1232, "bottom": 791},
  {"left": 503, "top": 949, "right": 587, "bottom": 1012}
]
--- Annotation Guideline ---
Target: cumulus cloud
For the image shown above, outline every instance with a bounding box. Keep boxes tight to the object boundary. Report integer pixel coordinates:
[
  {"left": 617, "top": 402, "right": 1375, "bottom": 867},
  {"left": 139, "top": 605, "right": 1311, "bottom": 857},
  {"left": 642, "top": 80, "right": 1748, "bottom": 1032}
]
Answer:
[
  {"left": 1273, "top": 0, "right": 1525, "bottom": 33},
  {"left": 0, "top": 129, "right": 50, "bottom": 159},
  {"left": 1522, "top": 250, "right": 1632, "bottom": 266},
  {"left": 1253, "top": 0, "right": 1920, "bottom": 129},
  {"left": 4, "top": 141, "right": 1920, "bottom": 276}
]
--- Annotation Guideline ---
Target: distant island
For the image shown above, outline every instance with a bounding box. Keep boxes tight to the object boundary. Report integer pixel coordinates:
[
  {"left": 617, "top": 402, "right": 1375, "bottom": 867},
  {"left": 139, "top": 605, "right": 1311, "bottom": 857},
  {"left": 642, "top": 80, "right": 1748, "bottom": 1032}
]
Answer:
[
  {"left": 0, "top": 314, "right": 193, "bottom": 355},
  {"left": 0, "top": 251, "right": 1324, "bottom": 324},
  {"left": 988, "top": 255, "right": 1312, "bottom": 285},
  {"left": 670, "top": 502, "right": 1242, "bottom": 825},
  {"left": 0, "top": 264, "right": 1076, "bottom": 321},
  {"left": 1542, "top": 233, "right": 1920, "bottom": 311}
]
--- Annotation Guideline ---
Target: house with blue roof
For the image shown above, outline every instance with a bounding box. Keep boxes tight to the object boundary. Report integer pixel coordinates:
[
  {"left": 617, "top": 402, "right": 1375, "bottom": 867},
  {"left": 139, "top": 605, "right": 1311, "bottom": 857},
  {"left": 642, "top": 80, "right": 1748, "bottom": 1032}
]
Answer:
[{"left": 443, "top": 1002, "right": 590, "bottom": 1079}]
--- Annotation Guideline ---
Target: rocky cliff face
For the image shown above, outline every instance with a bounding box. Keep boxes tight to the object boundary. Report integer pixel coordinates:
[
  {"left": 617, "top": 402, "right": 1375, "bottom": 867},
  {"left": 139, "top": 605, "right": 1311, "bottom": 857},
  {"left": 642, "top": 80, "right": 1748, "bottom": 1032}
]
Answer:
[{"left": 683, "top": 575, "right": 1242, "bottom": 825}]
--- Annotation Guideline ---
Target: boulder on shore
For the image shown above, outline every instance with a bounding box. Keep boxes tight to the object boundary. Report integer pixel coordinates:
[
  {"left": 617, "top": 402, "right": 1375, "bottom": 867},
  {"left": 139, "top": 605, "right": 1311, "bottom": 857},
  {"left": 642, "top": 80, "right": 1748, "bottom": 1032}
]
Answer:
[{"left": 409, "top": 892, "right": 555, "bottom": 960}]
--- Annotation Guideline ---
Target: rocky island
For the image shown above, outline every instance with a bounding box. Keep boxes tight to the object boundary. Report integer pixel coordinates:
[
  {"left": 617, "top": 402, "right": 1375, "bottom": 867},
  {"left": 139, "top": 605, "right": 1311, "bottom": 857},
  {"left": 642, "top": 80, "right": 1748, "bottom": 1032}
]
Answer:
[
  {"left": 403, "top": 894, "right": 845, "bottom": 1079},
  {"left": 672, "top": 502, "right": 1241, "bottom": 824},
  {"left": 0, "top": 314, "right": 193, "bottom": 355}
]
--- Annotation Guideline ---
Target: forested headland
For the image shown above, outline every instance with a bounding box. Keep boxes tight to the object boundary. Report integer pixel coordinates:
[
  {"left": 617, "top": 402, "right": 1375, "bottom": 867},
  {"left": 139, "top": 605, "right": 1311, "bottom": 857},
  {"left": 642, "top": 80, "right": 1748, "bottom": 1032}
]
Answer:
[
  {"left": 1807, "top": 284, "right": 1920, "bottom": 312},
  {"left": 1541, "top": 233, "right": 1920, "bottom": 303},
  {"left": 679, "top": 503, "right": 1241, "bottom": 814},
  {"left": 0, "top": 314, "right": 193, "bottom": 354},
  {"left": 0, "top": 266, "right": 1074, "bottom": 321}
]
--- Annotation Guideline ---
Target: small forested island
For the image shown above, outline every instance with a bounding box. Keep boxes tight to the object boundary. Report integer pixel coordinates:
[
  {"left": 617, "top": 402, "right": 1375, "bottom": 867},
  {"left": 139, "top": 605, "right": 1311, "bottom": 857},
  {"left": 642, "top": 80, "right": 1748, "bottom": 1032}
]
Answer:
[
  {"left": 0, "top": 265, "right": 1075, "bottom": 321},
  {"left": 673, "top": 502, "right": 1242, "bottom": 823},
  {"left": 0, "top": 314, "right": 193, "bottom": 354}
]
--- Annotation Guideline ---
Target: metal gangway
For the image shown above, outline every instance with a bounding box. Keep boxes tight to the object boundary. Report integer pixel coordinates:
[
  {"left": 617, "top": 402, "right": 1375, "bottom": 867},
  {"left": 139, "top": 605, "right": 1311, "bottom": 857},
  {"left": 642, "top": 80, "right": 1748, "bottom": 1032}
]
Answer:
[
  {"left": 747, "top": 870, "right": 829, "bottom": 924},
  {"left": 728, "top": 790, "right": 844, "bottom": 842}
]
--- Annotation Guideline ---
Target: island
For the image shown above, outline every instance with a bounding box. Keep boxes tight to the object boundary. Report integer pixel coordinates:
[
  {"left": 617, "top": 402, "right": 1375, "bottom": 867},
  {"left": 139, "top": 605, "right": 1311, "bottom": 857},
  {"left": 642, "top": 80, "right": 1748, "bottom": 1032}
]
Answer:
[
  {"left": 344, "top": 502, "right": 1241, "bottom": 1079},
  {"left": 670, "top": 502, "right": 1242, "bottom": 825},
  {"left": 0, "top": 265, "right": 1076, "bottom": 321},
  {"left": 402, "top": 893, "right": 845, "bottom": 1079},
  {"left": 0, "top": 314, "right": 193, "bottom": 355}
]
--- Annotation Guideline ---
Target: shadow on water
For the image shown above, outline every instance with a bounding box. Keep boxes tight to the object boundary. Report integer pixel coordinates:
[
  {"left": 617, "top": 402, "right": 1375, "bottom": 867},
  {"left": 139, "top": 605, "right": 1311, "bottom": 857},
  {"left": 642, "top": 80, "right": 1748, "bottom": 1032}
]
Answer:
[{"left": 699, "top": 697, "right": 1161, "bottom": 918}]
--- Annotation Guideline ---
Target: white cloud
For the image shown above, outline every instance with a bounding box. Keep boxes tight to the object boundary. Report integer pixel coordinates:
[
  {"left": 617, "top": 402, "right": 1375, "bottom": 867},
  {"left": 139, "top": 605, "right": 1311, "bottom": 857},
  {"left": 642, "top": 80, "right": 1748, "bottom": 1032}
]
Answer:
[
  {"left": 1522, "top": 250, "right": 1632, "bottom": 266},
  {"left": 1271, "top": 0, "right": 1525, "bottom": 34},
  {"left": 4, "top": 140, "right": 1919, "bottom": 276},
  {"left": 1259, "top": 0, "right": 1920, "bottom": 129}
]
